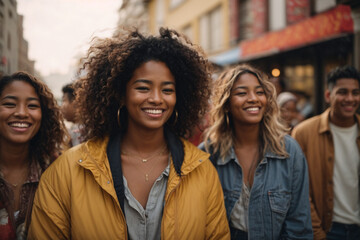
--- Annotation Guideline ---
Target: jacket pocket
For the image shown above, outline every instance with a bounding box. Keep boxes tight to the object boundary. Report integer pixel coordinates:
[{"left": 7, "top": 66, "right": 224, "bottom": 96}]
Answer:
[{"left": 268, "top": 190, "right": 291, "bottom": 239}]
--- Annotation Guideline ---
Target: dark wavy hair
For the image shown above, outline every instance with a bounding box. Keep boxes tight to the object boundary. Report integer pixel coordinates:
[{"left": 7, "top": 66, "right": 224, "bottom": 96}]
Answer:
[
  {"left": 0, "top": 72, "right": 67, "bottom": 169},
  {"left": 77, "top": 27, "right": 212, "bottom": 140},
  {"left": 327, "top": 65, "right": 360, "bottom": 90}
]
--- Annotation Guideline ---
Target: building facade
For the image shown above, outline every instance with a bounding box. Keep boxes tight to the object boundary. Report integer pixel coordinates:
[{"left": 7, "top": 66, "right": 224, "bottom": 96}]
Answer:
[
  {"left": 115, "top": 0, "right": 150, "bottom": 36},
  {"left": 18, "top": 14, "right": 35, "bottom": 75},
  {"left": 0, "top": 0, "right": 18, "bottom": 76},
  {"left": 148, "top": 0, "right": 230, "bottom": 56},
  {"left": 0, "top": 0, "right": 35, "bottom": 77},
  {"left": 116, "top": 0, "right": 360, "bottom": 115}
]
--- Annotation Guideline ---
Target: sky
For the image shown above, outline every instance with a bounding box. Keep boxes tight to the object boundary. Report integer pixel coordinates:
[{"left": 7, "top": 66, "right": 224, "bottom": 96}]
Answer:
[{"left": 17, "top": 0, "right": 121, "bottom": 77}]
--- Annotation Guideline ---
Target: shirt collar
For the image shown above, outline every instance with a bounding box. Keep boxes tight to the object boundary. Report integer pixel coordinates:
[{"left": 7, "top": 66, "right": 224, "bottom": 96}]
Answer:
[
  {"left": 216, "top": 145, "right": 286, "bottom": 166},
  {"left": 216, "top": 146, "right": 237, "bottom": 166}
]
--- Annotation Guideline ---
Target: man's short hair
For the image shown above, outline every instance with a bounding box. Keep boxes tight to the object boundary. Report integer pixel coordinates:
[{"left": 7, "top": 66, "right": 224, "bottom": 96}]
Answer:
[
  {"left": 62, "top": 83, "right": 75, "bottom": 102},
  {"left": 327, "top": 66, "right": 360, "bottom": 90}
]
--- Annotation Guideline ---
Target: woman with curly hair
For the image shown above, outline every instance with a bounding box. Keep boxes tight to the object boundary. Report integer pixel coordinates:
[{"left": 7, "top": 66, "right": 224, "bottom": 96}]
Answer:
[
  {"left": 199, "top": 64, "right": 313, "bottom": 239},
  {"left": 0, "top": 72, "right": 67, "bottom": 239},
  {"left": 28, "top": 28, "right": 230, "bottom": 239}
]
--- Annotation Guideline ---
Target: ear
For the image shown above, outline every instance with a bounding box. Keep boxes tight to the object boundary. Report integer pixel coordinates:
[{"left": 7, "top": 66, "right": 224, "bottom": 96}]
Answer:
[{"left": 324, "top": 89, "right": 331, "bottom": 104}]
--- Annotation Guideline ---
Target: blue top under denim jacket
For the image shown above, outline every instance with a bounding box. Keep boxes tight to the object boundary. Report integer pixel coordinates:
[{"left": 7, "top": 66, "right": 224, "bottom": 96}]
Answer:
[{"left": 199, "top": 135, "right": 313, "bottom": 239}]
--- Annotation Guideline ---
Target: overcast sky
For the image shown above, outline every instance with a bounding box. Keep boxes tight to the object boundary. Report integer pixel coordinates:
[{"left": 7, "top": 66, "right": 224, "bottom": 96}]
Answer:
[{"left": 17, "top": 0, "right": 121, "bottom": 76}]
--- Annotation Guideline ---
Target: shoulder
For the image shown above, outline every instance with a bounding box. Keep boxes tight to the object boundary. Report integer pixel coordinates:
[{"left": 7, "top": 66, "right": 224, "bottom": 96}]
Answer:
[
  {"left": 41, "top": 143, "right": 85, "bottom": 181},
  {"left": 283, "top": 135, "right": 305, "bottom": 157},
  {"left": 356, "top": 113, "right": 360, "bottom": 124},
  {"left": 182, "top": 139, "right": 210, "bottom": 160},
  {"left": 294, "top": 114, "right": 321, "bottom": 131},
  {"left": 181, "top": 139, "right": 217, "bottom": 173},
  {"left": 198, "top": 141, "right": 206, "bottom": 152}
]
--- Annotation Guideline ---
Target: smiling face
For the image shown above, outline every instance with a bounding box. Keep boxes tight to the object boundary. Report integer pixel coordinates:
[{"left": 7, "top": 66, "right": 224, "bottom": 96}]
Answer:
[
  {"left": 229, "top": 73, "right": 267, "bottom": 127},
  {"left": 325, "top": 78, "right": 360, "bottom": 127},
  {"left": 125, "top": 60, "right": 176, "bottom": 132},
  {"left": 0, "top": 80, "right": 42, "bottom": 146}
]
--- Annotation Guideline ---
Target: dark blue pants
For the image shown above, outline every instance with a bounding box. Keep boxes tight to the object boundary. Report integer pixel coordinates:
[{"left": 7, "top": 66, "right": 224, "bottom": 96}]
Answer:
[
  {"left": 327, "top": 222, "right": 360, "bottom": 240},
  {"left": 230, "top": 226, "right": 248, "bottom": 240}
]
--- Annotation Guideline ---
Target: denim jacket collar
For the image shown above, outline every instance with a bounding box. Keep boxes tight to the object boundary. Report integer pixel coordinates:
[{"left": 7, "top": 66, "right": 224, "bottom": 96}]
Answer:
[{"left": 217, "top": 145, "right": 287, "bottom": 167}]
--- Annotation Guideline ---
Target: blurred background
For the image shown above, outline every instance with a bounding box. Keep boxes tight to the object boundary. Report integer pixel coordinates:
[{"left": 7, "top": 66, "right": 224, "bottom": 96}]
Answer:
[{"left": 1, "top": 0, "right": 359, "bottom": 115}]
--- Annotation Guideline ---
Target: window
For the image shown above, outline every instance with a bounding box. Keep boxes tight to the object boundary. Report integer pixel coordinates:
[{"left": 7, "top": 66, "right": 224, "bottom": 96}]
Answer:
[
  {"left": 7, "top": 33, "right": 11, "bottom": 50},
  {"left": 238, "top": 0, "right": 253, "bottom": 40},
  {"left": 170, "top": 0, "right": 185, "bottom": 9},
  {"left": 155, "top": 0, "right": 165, "bottom": 30},
  {"left": 199, "top": 6, "right": 223, "bottom": 53},
  {"left": 0, "top": 12, "right": 3, "bottom": 39},
  {"left": 269, "top": 0, "right": 286, "bottom": 31},
  {"left": 182, "top": 24, "right": 193, "bottom": 41}
]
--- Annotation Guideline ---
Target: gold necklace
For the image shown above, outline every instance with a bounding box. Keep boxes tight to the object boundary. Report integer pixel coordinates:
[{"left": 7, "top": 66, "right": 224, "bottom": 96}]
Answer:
[
  {"left": 121, "top": 144, "right": 168, "bottom": 163},
  {"left": 123, "top": 149, "right": 169, "bottom": 181},
  {"left": 141, "top": 153, "right": 167, "bottom": 181},
  {"left": 0, "top": 166, "right": 28, "bottom": 188}
]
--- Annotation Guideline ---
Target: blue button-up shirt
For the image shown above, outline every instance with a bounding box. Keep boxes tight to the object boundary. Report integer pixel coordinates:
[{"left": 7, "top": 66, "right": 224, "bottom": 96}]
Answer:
[{"left": 200, "top": 135, "right": 313, "bottom": 239}]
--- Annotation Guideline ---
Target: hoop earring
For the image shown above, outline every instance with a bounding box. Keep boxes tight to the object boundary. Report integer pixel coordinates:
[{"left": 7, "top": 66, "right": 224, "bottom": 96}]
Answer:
[
  {"left": 225, "top": 112, "right": 230, "bottom": 127},
  {"left": 117, "top": 107, "right": 123, "bottom": 127},
  {"left": 172, "top": 110, "right": 178, "bottom": 126}
]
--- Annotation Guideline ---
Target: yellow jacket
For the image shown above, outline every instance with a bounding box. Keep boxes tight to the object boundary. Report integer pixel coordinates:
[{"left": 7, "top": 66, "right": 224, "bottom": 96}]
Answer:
[{"left": 28, "top": 136, "right": 230, "bottom": 239}]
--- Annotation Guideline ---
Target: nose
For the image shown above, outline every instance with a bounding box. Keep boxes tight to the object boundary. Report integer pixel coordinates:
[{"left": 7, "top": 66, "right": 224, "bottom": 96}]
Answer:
[
  {"left": 148, "top": 89, "right": 163, "bottom": 104},
  {"left": 14, "top": 104, "right": 29, "bottom": 118},
  {"left": 345, "top": 92, "right": 355, "bottom": 102},
  {"left": 247, "top": 91, "right": 259, "bottom": 102}
]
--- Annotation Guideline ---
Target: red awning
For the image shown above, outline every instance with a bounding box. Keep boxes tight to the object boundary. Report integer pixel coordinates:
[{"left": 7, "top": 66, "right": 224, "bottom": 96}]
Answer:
[{"left": 240, "top": 5, "right": 354, "bottom": 59}]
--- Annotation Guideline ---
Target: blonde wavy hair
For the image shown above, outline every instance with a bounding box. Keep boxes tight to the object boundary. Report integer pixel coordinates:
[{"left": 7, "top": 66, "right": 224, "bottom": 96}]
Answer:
[{"left": 203, "top": 64, "right": 288, "bottom": 160}]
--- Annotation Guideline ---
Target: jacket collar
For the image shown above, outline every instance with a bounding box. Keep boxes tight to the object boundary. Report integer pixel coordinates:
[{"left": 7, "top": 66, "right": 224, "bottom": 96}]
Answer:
[
  {"left": 78, "top": 129, "right": 210, "bottom": 207},
  {"left": 319, "top": 108, "right": 331, "bottom": 134},
  {"left": 216, "top": 145, "right": 286, "bottom": 166},
  {"left": 319, "top": 108, "right": 360, "bottom": 136}
]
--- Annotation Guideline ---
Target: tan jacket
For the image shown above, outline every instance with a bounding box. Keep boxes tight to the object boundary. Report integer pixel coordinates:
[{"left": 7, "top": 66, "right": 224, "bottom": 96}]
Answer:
[
  {"left": 292, "top": 108, "right": 360, "bottom": 240},
  {"left": 28, "top": 136, "right": 230, "bottom": 239}
]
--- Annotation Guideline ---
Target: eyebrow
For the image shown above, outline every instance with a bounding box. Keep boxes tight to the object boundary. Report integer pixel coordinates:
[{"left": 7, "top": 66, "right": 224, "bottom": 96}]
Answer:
[
  {"left": 233, "top": 85, "right": 263, "bottom": 91},
  {"left": 2, "top": 95, "right": 40, "bottom": 101},
  {"left": 133, "top": 79, "right": 175, "bottom": 86}
]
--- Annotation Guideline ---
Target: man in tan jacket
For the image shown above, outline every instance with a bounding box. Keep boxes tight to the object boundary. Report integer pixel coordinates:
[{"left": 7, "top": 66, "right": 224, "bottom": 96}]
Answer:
[{"left": 292, "top": 66, "right": 360, "bottom": 240}]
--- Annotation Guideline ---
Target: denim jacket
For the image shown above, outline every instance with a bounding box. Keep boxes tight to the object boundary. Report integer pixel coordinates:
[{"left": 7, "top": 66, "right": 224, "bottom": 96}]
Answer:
[{"left": 199, "top": 135, "right": 313, "bottom": 239}]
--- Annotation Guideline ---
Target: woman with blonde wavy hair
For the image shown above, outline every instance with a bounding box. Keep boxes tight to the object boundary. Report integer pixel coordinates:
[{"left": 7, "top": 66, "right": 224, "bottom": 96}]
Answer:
[{"left": 199, "top": 64, "right": 313, "bottom": 239}]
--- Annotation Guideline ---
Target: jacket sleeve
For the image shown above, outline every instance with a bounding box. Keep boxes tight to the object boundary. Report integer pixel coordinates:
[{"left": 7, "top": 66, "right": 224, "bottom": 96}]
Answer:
[
  {"left": 280, "top": 138, "right": 313, "bottom": 239},
  {"left": 292, "top": 130, "right": 327, "bottom": 240},
  {"left": 204, "top": 160, "right": 231, "bottom": 240},
  {"left": 27, "top": 156, "right": 71, "bottom": 239}
]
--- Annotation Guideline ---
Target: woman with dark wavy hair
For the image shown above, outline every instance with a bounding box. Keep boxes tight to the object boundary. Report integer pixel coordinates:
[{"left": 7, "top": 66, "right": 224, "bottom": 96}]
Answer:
[
  {"left": 199, "top": 64, "right": 313, "bottom": 239},
  {"left": 0, "top": 72, "right": 67, "bottom": 239},
  {"left": 28, "top": 28, "right": 230, "bottom": 239}
]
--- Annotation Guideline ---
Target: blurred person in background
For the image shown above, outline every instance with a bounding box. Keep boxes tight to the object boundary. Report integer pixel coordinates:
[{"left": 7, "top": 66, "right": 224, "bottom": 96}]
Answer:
[
  {"left": 293, "top": 90, "right": 314, "bottom": 122},
  {"left": 269, "top": 76, "right": 285, "bottom": 96},
  {"left": 277, "top": 91, "right": 300, "bottom": 131},
  {"left": 28, "top": 28, "right": 229, "bottom": 239},
  {"left": 292, "top": 66, "right": 360, "bottom": 240},
  {"left": 0, "top": 72, "right": 67, "bottom": 239},
  {"left": 199, "top": 64, "right": 312, "bottom": 239},
  {"left": 61, "top": 83, "right": 82, "bottom": 147}
]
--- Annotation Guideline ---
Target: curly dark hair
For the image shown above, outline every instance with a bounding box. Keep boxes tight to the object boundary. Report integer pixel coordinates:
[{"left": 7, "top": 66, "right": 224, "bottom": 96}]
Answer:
[
  {"left": 0, "top": 72, "right": 67, "bottom": 170},
  {"left": 77, "top": 27, "right": 212, "bottom": 140}
]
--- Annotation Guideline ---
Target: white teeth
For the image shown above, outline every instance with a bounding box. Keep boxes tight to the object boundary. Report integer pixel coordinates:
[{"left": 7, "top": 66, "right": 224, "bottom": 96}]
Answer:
[
  {"left": 247, "top": 107, "right": 259, "bottom": 112},
  {"left": 144, "top": 109, "right": 162, "bottom": 114},
  {"left": 10, "top": 122, "right": 30, "bottom": 128}
]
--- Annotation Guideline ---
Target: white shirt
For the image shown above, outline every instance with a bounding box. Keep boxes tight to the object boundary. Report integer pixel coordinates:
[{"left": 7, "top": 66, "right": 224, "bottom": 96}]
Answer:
[{"left": 330, "top": 122, "right": 360, "bottom": 225}]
